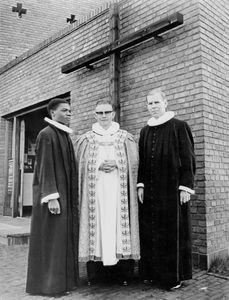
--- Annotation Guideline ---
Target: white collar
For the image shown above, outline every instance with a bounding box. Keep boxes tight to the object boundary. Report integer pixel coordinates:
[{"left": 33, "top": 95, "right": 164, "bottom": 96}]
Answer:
[
  {"left": 147, "top": 111, "right": 175, "bottom": 126},
  {"left": 44, "top": 117, "right": 73, "bottom": 134},
  {"left": 92, "top": 121, "right": 120, "bottom": 136}
]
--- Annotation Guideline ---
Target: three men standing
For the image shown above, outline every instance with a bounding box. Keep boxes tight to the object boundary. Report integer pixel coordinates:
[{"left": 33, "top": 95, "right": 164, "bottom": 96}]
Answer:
[
  {"left": 137, "top": 88, "right": 195, "bottom": 290},
  {"left": 26, "top": 88, "right": 195, "bottom": 294},
  {"left": 26, "top": 99, "right": 79, "bottom": 295}
]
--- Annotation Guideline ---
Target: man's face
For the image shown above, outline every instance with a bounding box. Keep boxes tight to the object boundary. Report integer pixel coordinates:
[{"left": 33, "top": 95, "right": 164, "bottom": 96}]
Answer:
[
  {"left": 147, "top": 92, "right": 167, "bottom": 119},
  {"left": 94, "top": 103, "right": 115, "bottom": 129},
  {"left": 51, "top": 103, "right": 71, "bottom": 126}
]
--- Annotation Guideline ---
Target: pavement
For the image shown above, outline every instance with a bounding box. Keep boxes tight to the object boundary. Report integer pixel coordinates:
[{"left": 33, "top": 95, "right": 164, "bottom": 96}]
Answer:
[
  {"left": 0, "top": 216, "right": 30, "bottom": 246},
  {"left": 0, "top": 216, "right": 229, "bottom": 300}
]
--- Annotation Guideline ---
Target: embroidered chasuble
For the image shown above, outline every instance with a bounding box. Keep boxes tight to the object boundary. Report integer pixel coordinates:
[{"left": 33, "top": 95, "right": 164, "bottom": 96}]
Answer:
[{"left": 75, "top": 122, "right": 140, "bottom": 266}]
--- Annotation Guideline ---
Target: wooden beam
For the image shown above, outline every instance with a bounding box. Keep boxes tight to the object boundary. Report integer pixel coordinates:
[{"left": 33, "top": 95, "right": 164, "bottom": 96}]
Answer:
[
  {"left": 109, "top": 2, "right": 120, "bottom": 123},
  {"left": 61, "top": 12, "right": 183, "bottom": 74}
]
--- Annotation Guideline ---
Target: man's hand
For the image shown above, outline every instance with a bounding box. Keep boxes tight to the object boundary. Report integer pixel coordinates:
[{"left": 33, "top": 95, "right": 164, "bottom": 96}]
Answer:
[
  {"left": 99, "top": 160, "right": 117, "bottom": 173},
  {"left": 138, "top": 187, "right": 144, "bottom": 204},
  {"left": 180, "top": 190, "right": 191, "bottom": 205},
  {"left": 48, "top": 199, "right": 61, "bottom": 214}
]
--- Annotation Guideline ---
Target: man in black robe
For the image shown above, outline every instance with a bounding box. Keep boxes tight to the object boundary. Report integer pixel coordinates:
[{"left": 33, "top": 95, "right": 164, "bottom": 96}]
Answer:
[
  {"left": 26, "top": 99, "right": 79, "bottom": 296},
  {"left": 137, "top": 88, "right": 195, "bottom": 290}
]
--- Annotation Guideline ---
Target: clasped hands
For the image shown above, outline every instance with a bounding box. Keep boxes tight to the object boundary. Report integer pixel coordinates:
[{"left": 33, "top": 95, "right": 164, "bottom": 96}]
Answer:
[
  {"left": 99, "top": 160, "right": 117, "bottom": 173},
  {"left": 138, "top": 188, "right": 191, "bottom": 205}
]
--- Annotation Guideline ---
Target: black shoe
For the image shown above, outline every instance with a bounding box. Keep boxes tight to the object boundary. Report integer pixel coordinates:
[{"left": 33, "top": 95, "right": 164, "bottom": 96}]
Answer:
[
  {"left": 122, "top": 280, "right": 128, "bottom": 286},
  {"left": 87, "top": 279, "right": 96, "bottom": 286},
  {"left": 143, "top": 279, "right": 159, "bottom": 285},
  {"left": 143, "top": 279, "right": 151, "bottom": 285},
  {"left": 168, "top": 281, "right": 182, "bottom": 291}
]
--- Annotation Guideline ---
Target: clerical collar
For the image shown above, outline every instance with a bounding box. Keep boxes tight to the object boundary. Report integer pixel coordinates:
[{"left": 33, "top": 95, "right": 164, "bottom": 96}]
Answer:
[
  {"left": 147, "top": 111, "right": 175, "bottom": 127},
  {"left": 44, "top": 117, "right": 73, "bottom": 134},
  {"left": 92, "top": 122, "right": 120, "bottom": 136}
]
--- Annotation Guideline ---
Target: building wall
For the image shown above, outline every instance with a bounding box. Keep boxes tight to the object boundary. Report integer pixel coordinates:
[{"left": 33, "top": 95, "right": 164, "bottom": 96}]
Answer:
[
  {"left": 198, "top": 0, "right": 229, "bottom": 265},
  {"left": 0, "top": 0, "right": 228, "bottom": 268},
  {"left": 119, "top": 0, "right": 206, "bottom": 267},
  {"left": 0, "top": 0, "right": 109, "bottom": 68}
]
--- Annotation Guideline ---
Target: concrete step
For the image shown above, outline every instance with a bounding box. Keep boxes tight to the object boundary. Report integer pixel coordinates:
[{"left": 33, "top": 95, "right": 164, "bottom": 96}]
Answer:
[
  {"left": 0, "top": 232, "right": 30, "bottom": 246},
  {"left": 0, "top": 216, "right": 30, "bottom": 246}
]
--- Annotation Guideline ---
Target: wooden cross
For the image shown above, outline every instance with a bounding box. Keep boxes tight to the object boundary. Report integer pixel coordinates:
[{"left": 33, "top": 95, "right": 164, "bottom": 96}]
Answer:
[
  {"left": 67, "top": 14, "right": 77, "bottom": 24},
  {"left": 12, "top": 3, "right": 27, "bottom": 18},
  {"left": 61, "top": 4, "right": 183, "bottom": 122}
]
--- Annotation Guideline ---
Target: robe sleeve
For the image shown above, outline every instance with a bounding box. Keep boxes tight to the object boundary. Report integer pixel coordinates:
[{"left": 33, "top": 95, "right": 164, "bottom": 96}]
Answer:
[
  {"left": 35, "top": 131, "right": 59, "bottom": 202},
  {"left": 73, "top": 134, "right": 89, "bottom": 208},
  {"left": 137, "top": 128, "right": 145, "bottom": 187},
  {"left": 178, "top": 121, "right": 196, "bottom": 191},
  {"left": 125, "top": 132, "right": 139, "bottom": 175}
]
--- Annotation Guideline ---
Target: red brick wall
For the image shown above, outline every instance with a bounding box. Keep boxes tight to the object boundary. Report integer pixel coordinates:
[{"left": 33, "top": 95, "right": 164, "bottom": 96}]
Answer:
[
  {"left": 0, "top": 0, "right": 228, "bottom": 268},
  {"left": 0, "top": 0, "right": 109, "bottom": 68}
]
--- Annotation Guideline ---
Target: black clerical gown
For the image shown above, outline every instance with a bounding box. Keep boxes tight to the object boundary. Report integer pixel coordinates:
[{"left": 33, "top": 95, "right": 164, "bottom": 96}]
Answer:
[
  {"left": 138, "top": 117, "right": 195, "bottom": 284},
  {"left": 26, "top": 124, "right": 78, "bottom": 295}
]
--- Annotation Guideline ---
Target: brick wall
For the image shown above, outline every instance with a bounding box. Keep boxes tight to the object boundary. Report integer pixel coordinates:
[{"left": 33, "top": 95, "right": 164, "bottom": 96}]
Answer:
[
  {"left": 0, "top": 0, "right": 228, "bottom": 268},
  {"left": 0, "top": 0, "right": 109, "bottom": 68},
  {"left": 0, "top": 4, "right": 111, "bottom": 216},
  {"left": 198, "top": 0, "right": 229, "bottom": 265},
  {"left": 119, "top": 0, "right": 206, "bottom": 267}
]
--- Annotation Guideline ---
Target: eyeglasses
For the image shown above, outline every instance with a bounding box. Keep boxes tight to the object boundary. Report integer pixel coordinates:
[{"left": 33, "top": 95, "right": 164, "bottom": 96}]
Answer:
[{"left": 95, "top": 111, "right": 113, "bottom": 116}]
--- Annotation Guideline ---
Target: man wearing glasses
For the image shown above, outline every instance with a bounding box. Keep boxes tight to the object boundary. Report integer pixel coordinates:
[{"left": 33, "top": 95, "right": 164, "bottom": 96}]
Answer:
[{"left": 75, "top": 100, "right": 140, "bottom": 286}]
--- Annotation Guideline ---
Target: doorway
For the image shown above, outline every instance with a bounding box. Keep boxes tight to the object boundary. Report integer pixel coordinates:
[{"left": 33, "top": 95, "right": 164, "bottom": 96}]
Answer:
[
  {"left": 20, "top": 108, "right": 48, "bottom": 216},
  {"left": 3, "top": 93, "right": 70, "bottom": 217}
]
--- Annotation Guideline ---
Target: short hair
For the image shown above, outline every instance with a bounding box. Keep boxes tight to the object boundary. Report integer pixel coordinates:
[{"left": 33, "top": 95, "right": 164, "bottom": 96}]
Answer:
[
  {"left": 47, "top": 98, "right": 69, "bottom": 116},
  {"left": 147, "top": 88, "right": 166, "bottom": 101},
  {"left": 95, "top": 99, "right": 116, "bottom": 111}
]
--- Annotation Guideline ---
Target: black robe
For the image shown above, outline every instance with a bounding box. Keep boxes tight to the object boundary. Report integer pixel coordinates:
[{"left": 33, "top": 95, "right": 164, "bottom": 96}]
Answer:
[
  {"left": 26, "top": 124, "right": 79, "bottom": 295},
  {"left": 138, "top": 118, "right": 195, "bottom": 284}
]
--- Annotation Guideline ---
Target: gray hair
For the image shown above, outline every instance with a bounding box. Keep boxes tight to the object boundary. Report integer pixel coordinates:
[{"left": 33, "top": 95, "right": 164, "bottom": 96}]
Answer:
[
  {"left": 147, "top": 88, "right": 166, "bottom": 101},
  {"left": 95, "top": 99, "right": 116, "bottom": 111}
]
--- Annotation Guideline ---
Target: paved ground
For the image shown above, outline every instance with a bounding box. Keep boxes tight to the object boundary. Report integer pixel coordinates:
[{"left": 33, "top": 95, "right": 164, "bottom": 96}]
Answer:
[
  {"left": 1, "top": 244, "right": 229, "bottom": 300},
  {"left": 0, "top": 216, "right": 229, "bottom": 300}
]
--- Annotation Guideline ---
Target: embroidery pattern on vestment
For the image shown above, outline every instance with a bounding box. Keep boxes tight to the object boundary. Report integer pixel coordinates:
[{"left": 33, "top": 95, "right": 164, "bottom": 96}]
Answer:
[
  {"left": 115, "top": 130, "right": 131, "bottom": 257},
  {"left": 86, "top": 131, "right": 98, "bottom": 260},
  {"left": 86, "top": 130, "right": 131, "bottom": 259}
]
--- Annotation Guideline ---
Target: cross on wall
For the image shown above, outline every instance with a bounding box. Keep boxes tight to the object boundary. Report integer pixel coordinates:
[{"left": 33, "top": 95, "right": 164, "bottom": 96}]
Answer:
[
  {"left": 61, "top": 4, "right": 184, "bottom": 122},
  {"left": 67, "top": 14, "right": 77, "bottom": 24},
  {"left": 12, "top": 2, "right": 27, "bottom": 18}
]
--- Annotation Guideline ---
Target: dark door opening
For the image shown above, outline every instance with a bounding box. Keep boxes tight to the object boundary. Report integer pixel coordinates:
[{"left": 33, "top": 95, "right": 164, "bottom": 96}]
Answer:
[{"left": 21, "top": 108, "right": 49, "bottom": 216}]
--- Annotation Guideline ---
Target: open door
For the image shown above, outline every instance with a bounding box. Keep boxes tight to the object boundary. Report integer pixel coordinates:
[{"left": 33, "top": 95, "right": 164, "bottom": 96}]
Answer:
[
  {"left": 3, "top": 93, "right": 70, "bottom": 217},
  {"left": 18, "top": 120, "right": 25, "bottom": 217}
]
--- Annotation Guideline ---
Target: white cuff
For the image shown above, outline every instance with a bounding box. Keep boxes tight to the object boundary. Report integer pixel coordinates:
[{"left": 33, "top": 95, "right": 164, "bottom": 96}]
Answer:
[
  {"left": 41, "top": 192, "right": 60, "bottom": 204},
  {"left": 137, "top": 183, "right": 144, "bottom": 188},
  {"left": 179, "top": 186, "right": 195, "bottom": 194}
]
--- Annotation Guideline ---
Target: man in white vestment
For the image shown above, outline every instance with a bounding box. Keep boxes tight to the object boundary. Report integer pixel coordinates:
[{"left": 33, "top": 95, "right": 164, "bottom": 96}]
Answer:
[{"left": 75, "top": 100, "right": 140, "bottom": 285}]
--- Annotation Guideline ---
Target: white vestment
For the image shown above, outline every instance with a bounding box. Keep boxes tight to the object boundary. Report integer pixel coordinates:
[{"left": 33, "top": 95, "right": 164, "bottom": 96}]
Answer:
[{"left": 93, "top": 122, "right": 122, "bottom": 265}]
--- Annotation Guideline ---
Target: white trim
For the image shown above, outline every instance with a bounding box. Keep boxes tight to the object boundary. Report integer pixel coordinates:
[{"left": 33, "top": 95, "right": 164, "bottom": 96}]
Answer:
[
  {"left": 137, "top": 183, "right": 144, "bottom": 188},
  {"left": 41, "top": 192, "right": 60, "bottom": 203},
  {"left": 92, "top": 121, "right": 120, "bottom": 136},
  {"left": 179, "top": 186, "right": 195, "bottom": 194},
  {"left": 147, "top": 111, "right": 175, "bottom": 126},
  {"left": 44, "top": 117, "right": 73, "bottom": 134}
]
